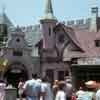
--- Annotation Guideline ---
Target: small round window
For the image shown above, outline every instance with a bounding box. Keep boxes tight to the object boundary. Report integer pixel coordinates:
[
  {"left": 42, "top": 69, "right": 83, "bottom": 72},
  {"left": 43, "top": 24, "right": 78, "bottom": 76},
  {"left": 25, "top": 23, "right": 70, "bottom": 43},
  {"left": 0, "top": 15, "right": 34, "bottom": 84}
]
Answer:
[{"left": 16, "top": 38, "right": 20, "bottom": 42}]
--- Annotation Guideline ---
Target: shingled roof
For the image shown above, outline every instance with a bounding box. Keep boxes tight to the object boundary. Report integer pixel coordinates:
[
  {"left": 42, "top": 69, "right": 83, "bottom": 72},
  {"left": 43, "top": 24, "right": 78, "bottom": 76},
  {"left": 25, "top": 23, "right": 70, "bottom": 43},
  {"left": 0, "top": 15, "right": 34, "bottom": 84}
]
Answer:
[
  {"left": 71, "top": 25, "right": 100, "bottom": 57},
  {"left": 56, "top": 17, "right": 100, "bottom": 60}
]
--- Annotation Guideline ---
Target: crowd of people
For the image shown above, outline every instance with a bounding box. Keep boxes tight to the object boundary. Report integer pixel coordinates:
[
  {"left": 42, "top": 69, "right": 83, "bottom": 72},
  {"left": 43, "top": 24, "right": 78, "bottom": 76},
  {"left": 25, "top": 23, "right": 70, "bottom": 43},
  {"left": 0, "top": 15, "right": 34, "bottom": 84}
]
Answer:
[
  {"left": 0, "top": 74, "right": 100, "bottom": 100},
  {"left": 17, "top": 75, "right": 100, "bottom": 100},
  {"left": 17, "top": 74, "right": 73, "bottom": 100}
]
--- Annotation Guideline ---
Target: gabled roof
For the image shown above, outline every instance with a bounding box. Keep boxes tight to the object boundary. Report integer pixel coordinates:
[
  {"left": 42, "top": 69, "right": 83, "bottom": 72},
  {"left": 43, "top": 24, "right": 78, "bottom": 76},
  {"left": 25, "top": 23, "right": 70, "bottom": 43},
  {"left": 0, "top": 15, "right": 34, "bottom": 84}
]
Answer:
[
  {"left": 73, "top": 26, "right": 100, "bottom": 57},
  {"left": 54, "top": 21, "right": 100, "bottom": 60},
  {"left": 54, "top": 23, "right": 84, "bottom": 52}
]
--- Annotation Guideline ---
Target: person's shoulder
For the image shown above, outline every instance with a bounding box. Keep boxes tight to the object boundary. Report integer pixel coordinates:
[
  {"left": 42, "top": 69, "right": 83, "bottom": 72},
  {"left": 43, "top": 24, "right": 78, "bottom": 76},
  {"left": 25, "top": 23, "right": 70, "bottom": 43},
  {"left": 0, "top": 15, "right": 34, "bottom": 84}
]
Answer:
[
  {"left": 58, "top": 91, "right": 64, "bottom": 94},
  {"left": 97, "top": 89, "right": 100, "bottom": 92},
  {"left": 24, "top": 79, "right": 32, "bottom": 84},
  {"left": 76, "top": 90, "right": 85, "bottom": 94},
  {"left": 41, "top": 82, "right": 47, "bottom": 87},
  {"left": 96, "top": 89, "right": 100, "bottom": 94},
  {"left": 66, "top": 83, "right": 72, "bottom": 87},
  {"left": 42, "top": 82, "right": 48, "bottom": 86}
]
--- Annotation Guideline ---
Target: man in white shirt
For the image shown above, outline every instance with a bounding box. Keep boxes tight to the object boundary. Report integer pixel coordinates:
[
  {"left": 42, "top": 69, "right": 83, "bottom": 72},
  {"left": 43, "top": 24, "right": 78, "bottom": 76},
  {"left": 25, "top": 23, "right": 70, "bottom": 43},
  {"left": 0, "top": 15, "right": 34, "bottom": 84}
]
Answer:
[
  {"left": 76, "top": 87, "right": 85, "bottom": 98},
  {"left": 23, "top": 74, "right": 41, "bottom": 100},
  {"left": 40, "top": 77, "right": 53, "bottom": 100}
]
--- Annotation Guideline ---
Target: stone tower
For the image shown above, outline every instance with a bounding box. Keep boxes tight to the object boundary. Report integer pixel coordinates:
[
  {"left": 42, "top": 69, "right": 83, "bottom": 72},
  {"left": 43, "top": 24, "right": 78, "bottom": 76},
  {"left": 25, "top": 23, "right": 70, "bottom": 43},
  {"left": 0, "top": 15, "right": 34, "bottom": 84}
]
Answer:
[{"left": 40, "top": 0, "right": 57, "bottom": 50}]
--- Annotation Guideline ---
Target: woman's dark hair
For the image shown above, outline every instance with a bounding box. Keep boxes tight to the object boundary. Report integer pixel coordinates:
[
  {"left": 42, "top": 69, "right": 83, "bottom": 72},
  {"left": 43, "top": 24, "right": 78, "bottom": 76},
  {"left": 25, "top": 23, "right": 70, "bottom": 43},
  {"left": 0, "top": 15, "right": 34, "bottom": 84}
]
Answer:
[
  {"left": 59, "top": 83, "right": 64, "bottom": 90},
  {"left": 86, "top": 87, "right": 96, "bottom": 91}
]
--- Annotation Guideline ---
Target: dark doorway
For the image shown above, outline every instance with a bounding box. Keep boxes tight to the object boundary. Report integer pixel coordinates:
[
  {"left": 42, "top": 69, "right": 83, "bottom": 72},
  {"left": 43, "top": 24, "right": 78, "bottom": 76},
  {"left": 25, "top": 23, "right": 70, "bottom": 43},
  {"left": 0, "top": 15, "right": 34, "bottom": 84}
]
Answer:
[
  {"left": 58, "top": 71, "right": 64, "bottom": 80},
  {"left": 46, "top": 69, "right": 54, "bottom": 83},
  {"left": 4, "top": 69, "right": 28, "bottom": 88}
]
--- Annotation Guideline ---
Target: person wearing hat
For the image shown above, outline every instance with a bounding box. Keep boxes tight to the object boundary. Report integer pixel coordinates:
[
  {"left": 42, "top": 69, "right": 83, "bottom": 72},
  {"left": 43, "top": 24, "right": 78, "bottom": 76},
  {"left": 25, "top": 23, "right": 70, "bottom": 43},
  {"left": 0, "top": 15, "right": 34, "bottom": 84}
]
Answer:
[
  {"left": 81, "top": 80, "right": 96, "bottom": 100},
  {"left": 76, "top": 86, "right": 85, "bottom": 100},
  {"left": 52, "top": 80, "right": 59, "bottom": 100},
  {"left": 55, "top": 81, "right": 66, "bottom": 100},
  {"left": 85, "top": 81, "right": 97, "bottom": 89}
]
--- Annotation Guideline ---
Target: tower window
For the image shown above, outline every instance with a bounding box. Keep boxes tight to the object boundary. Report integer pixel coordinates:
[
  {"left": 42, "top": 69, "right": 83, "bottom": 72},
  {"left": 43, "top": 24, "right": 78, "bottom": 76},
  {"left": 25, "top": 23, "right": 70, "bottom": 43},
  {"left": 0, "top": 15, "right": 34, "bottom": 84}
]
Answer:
[
  {"left": 13, "top": 51, "right": 23, "bottom": 56},
  {"left": 58, "top": 34, "right": 64, "bottom": 43},
  {"left": 49, "top": 27, "right": 51, "bottom": 36},
  {"left": 95, "top": 40, "right": 100, "bottom": 47}
]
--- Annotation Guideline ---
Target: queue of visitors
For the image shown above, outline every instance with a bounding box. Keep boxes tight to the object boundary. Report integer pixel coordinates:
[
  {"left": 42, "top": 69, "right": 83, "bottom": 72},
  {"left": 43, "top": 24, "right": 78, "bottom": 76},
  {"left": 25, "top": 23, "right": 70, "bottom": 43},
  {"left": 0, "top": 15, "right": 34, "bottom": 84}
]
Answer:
[{"left": 0, "top": 74, "right": 100, "bottom": 100}]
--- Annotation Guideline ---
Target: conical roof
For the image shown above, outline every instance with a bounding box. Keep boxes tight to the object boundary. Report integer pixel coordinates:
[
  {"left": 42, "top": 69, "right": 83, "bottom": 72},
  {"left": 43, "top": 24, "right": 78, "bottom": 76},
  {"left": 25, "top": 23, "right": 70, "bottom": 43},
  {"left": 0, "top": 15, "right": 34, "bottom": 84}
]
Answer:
[
  {"left": 42, "top": 0, "right": 57, "bottom": 20},
  {"left": 0, "top": 12, "right": 13, "bottom": 27}
]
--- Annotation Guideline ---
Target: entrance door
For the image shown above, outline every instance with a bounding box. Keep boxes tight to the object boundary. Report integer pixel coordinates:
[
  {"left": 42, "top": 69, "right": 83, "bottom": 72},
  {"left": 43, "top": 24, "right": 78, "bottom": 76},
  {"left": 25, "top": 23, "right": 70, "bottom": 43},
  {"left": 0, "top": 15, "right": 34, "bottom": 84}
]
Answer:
[
  {"left": 46, "top": 69, "right": 54, "bottom": 83},
  {"left": 58, "top": 71, "right": 64, "bottom": 81},
  {"left": 4, "top": 69, "right": 28, "bottom": 88}
]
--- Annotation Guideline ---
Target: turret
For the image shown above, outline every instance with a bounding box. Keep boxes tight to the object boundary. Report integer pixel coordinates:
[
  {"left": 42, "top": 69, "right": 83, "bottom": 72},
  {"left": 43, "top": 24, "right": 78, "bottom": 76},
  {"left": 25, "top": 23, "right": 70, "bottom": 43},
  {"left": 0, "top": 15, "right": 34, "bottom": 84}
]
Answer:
[{"left": 40, "top": 0, "right": 57, "bottom": 50}]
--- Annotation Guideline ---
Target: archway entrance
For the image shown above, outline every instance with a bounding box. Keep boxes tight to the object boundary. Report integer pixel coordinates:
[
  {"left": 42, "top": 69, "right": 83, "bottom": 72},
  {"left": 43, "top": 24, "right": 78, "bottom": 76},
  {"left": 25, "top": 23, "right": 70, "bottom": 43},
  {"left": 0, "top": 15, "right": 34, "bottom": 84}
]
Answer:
[
  {"left": 5, "top": 69, "right": 28, "bottom": 88},
  {"left": 4, "top": 63, "right": 28, "bottom": 88}
]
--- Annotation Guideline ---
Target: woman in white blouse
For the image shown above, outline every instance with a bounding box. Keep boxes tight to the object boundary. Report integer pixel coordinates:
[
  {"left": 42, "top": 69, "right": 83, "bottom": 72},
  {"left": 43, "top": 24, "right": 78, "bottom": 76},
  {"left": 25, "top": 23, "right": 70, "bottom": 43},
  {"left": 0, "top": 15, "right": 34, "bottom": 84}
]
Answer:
[{"left": 55, "top": 81, "right": 66, "bottom": 100}]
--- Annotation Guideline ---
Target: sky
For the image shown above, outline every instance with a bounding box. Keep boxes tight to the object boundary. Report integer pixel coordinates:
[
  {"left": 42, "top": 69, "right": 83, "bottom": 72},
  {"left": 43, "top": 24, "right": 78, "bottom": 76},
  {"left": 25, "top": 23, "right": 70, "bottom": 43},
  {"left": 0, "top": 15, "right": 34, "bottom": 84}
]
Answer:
[{"left": 0, "top": 0, "right": 99, "bottom": 26}]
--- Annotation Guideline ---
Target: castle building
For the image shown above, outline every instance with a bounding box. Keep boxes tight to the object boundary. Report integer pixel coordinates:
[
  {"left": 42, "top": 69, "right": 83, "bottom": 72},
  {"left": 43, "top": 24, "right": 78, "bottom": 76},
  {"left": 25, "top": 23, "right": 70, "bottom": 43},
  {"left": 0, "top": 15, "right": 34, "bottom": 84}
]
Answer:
[{"left": 0, "top": 0, "right": 100, "bottom": 88}]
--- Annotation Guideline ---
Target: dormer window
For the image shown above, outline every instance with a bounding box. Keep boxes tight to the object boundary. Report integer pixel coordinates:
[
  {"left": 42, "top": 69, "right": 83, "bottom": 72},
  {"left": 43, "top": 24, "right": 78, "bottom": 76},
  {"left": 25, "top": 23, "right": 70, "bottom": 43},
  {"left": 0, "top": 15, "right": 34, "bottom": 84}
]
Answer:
[{"left": 95, "top": 40, "right": 100, "bottom": 47}]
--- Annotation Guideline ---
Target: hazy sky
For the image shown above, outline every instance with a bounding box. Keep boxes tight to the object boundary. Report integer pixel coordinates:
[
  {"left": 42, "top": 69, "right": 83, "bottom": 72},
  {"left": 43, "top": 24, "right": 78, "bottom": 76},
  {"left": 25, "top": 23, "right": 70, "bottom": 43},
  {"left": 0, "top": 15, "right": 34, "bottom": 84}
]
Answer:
[{"left": 0, "top": 0, "right": 99, "bottom": 26}]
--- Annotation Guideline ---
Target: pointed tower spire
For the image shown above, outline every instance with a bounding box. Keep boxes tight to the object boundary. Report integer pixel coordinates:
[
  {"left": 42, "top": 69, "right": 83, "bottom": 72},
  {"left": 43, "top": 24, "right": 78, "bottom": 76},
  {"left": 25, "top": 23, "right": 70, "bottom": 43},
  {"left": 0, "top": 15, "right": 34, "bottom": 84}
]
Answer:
[
  {"left": 0, "top": 4, "right": 6, "bottom": 25},
  {"left": 0, "top": 5, "right": 13, "bottom": 27},
  {"left": 42, "top": 0, "right": 57, "bottom": 20},
  {"left": 45, "top": 0, "right": 53, "bottom": 14}
]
